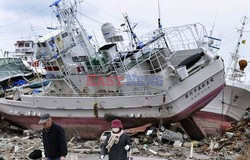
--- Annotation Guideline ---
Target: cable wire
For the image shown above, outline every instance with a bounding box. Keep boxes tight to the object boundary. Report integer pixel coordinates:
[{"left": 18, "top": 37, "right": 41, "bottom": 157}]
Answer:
[{"left": 0, "top": 0, "right": 46, "bottom": 23}]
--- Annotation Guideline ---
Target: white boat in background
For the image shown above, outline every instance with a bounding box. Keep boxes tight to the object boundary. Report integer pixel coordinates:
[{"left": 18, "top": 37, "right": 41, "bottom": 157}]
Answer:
[
  {"left": 0, "top": 40, "right": 46, "bottom": 96},
  {"left": 12, "top": 40, "right": 36, "bottom": 64},
  {"left": 194, "top": 16, "right": 250, "bottom": 136},
  {"left": 8, "top": 40, "right": 46, "bottom": 75},
  {"left": 0, "top": 0, "right": 224, "bottom": 139}
]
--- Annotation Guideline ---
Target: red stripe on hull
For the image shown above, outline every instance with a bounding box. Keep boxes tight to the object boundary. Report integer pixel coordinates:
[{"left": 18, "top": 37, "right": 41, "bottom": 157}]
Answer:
[
  {"left": 194, "top": 111, "right": 235, "bottom": 122},
  {"left": 193, "top": 111, "right": 234, "bottom": 136},
  {"left": 0, "top": 85, "right": 224, "bottom": 139},
  {"left": 168, "top": 84, "right": 224, "bottom": 122},
  {"left": 1, "top": 113, "right": 159, "bottom": 139}
]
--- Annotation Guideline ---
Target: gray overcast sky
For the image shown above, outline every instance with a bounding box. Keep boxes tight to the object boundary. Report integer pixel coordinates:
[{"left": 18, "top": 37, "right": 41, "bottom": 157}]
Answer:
[{"left": 1, "top": 0, "right": 250, "bottom": 74}]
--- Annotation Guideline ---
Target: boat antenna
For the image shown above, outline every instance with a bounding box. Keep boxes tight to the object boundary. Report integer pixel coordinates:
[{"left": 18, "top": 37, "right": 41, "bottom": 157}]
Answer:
[
  {"left": 24, "top": 12, "right": 44, "bottom": 84},
  {"left": 207, "top": 12, "right": 222, "bottom": 53},
  {"left": 234, "top": 17, "right": 248, "bottom": 61},
  {"left": 210, "top": 0, "right": 220, "bottom": 37},
  {"left": 156, "top": 0, "right": 171, "bottom": 54},
  {"left": 123, "top": 13, "right": 139, "bottom": 49},
  {"left": 24, "top": 12, "right": 38, "bottom": 41},
  {"left": 210, "top": 18, "right": 216, "bottom": 37},
  {"left": 226, "top": 16, "right": 249, "bottom": 79},
  {"left": 158, "top": 0, "right": 162, "bottom": 29}
]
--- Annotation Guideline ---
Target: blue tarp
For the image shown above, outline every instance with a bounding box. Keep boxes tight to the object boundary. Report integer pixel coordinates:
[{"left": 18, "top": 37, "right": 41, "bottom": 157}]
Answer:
[{"left": 12, "top": 80, "right": 27, "bottom": 86}]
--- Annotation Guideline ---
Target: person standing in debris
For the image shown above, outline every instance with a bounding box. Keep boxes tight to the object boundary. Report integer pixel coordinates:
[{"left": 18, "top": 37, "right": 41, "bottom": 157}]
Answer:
[
  {"left": 38, "top": 113, "right": 68, "bottom": 160},
  {"left": 100, "top": 119, "right": 131, "bottom": 160}
]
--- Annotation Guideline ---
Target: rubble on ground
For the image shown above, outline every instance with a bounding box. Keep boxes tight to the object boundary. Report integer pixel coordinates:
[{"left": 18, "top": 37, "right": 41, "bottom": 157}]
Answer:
[
  {"left": 0, "top": 117, "right": 250, "bottom": 160},
  {"left": 124, "top": 120, "right": 250, "bottom": 160}
]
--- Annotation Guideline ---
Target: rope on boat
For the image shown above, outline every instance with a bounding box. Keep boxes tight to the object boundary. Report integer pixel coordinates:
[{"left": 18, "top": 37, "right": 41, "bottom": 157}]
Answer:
[
  {"left": 159, "top": 95, "right": 166, "bottom": 130},
  {"left": 93, "top": 101, "right": 99, "bottom": 118}
]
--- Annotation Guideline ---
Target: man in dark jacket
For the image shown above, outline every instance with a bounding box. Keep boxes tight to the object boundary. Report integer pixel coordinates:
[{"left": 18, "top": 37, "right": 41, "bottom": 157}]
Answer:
[
  {"left": 38, "top": 113, "right": 68, "bottom": 160},
  {"left": 100, "top": 119, "right": 131, "bottom": 160}
]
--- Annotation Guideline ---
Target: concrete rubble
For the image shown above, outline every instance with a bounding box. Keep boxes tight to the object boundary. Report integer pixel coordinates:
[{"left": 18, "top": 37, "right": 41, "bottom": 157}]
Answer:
[{"left": 1, "top": 117, "right": 250, "bottom": 160}]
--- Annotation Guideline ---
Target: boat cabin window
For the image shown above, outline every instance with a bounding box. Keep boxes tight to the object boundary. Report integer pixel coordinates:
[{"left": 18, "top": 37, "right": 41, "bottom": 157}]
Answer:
[
  {"left": 25, "top": 43, "right": 30, "bottom": 47},
  {"left": 42, "top": 42, "right": 47, "bottom": 47},
  {"left": 18, "top": 43, "right": 24, "bottom": 47},
  {"left": 49, "top": 40, "right": 55, "bottom": 46},
  {"left": 37, "top": 43, "right": 41, "bottom": 48},
  {"left": 62, "top": 32, "right": 68, "bottom": 38}
]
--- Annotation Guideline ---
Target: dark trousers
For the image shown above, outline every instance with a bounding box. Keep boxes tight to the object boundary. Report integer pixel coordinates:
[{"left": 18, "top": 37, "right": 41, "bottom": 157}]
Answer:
[{"left": 48, "top": 158, "right": 60, "bottom": 160}]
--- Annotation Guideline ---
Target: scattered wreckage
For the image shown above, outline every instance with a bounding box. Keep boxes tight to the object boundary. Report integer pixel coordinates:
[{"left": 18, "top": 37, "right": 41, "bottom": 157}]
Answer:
[{"left": 1, "top": 114, "right": 250, "bottom": 159}]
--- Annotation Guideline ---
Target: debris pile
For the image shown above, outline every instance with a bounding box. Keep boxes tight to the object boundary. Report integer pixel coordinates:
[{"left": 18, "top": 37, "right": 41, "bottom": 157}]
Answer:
[
  {"left": 0, "top": 118, "right": 250, "bottom": 159},
  {"left": 123, "top": 120, "right": 250, "bottom": 159},
  {"left": 0, "top": 130, "right": 42, "bottom": 159}
]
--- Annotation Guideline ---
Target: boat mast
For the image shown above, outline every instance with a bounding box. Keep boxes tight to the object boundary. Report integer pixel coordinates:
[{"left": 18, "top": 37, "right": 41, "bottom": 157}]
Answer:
[
  {"left": 227, "top": 16, "right": 248, "bottom": 80},
  {"left": 123, "top": 13, "right": 139, "bottom": 49},
  {"left": 157, "top": 0, "right": 162, "bottom": 29},
  {"left": 51, "top": 0, "right": 96, "bottom": 59},
  {"left": 49, "top": 0, "right": 97, "bottom": 95},
  {"left": 157, "top": 0, "right": 171, "bottom": 55}
]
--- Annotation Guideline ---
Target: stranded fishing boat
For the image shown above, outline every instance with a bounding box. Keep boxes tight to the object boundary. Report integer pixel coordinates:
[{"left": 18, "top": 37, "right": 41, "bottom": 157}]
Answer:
[
  {"left": 0, "top": 57, "right": 34, "bottom": 94},
  {"left": 12, "top": 40, "right": 46, "bottom": 76},
  {"left": 194, "top": 16, "right": 250, "bottom": 136},
  {"left": 0, "top": 0, "right": 225, "bottom": 139},
  {"left": 0, "top": 39, "right": 46, "bottom": 95}
]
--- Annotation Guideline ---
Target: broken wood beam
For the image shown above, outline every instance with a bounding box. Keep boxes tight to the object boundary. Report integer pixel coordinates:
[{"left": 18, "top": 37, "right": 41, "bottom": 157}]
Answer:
[{"left": 180, "top": 116, "right": 206, "bottom": 140}]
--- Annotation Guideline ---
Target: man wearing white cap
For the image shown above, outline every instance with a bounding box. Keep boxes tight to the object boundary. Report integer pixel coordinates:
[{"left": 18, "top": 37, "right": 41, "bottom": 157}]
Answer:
[{"left": 38, "top": 113, "right": 68, "bottom": 160}]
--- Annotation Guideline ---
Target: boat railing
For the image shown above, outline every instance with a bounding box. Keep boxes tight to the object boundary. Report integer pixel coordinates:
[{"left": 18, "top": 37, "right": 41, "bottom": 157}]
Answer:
[
  {"left": 12, "top": 58, "right": 24, "bottom": 65},
  {"left": 108, "top": 23, "right": 208, "bottom": 76},
  {"left": 44, "top": 87, "right": 165, "bottom": 97},
  {"left": 140, "top": 23, "right": 208, "bottom": 53},
  {"left": 112, "top": 46, "right": 168, "bottom": 76}
]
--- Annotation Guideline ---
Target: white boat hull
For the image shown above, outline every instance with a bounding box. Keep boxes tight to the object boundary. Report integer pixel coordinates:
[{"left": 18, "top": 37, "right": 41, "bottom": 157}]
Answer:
[
  {"left": 194, "top": 79, "right": 250, "bottom": 135},
  {"left": 201, "top": 80, "right": 250, "bottom": 120},
  {"left": 0, "top": 57, "right": 225, "bottom": 139}
]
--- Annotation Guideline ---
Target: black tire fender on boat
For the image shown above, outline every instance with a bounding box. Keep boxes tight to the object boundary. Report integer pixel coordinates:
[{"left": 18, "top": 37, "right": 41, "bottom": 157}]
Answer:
[{"left": 178, "top": 52, "right": 204, "bottom": 69}]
